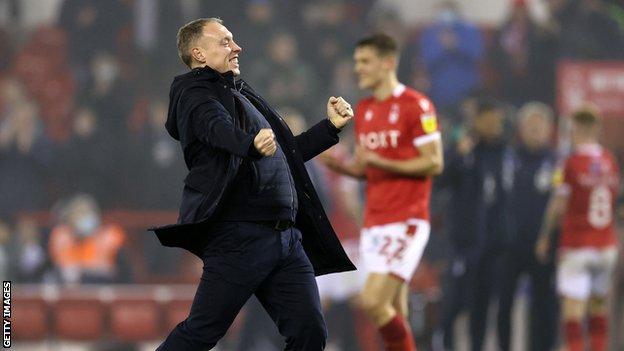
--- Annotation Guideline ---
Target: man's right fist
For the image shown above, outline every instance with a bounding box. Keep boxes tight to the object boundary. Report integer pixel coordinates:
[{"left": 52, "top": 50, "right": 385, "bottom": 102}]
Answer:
[{"left": 254, "top": 128, "right": 277, "bottom": 157}]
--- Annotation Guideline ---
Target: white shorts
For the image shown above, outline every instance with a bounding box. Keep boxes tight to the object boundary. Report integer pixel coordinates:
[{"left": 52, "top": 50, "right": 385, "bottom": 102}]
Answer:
[
  {"left": 316, "top": 239, "right": 366, "bottom": 301},
  {"left": 557, "top": 246, "right": 618, "bottom": 300},
  {"left": 359, "top": 218, "right": 430, "bottom": 282}
]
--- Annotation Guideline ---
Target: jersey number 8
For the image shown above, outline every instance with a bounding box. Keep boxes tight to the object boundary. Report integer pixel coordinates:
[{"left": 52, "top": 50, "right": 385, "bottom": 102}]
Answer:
[{"left": 588, "top": 185, "right": 612, "bottom": 229}]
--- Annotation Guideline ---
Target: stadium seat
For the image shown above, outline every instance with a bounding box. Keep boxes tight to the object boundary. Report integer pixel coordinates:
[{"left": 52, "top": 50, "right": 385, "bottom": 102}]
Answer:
[
  {"left": 12, "top": 297, "right": 48, "bottom": 340},
  {"left": 53, "top": 298, "right": 105, "bottom": 340},
  {"left": 110, "top": 298, "right": 161, "bottom": 341}
]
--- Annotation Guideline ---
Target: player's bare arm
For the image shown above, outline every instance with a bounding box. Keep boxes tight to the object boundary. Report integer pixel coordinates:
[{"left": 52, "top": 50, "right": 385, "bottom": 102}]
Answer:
[
  {"left": 535, "top": 191, "right": 569, "bottom": 262},
  {"left": 318, "top": 151, "right": 366, "bottom": 179},
  {"left": 356, "top": 137, "right": 444, "bottom": 177},
  {"left": 318, "top": 97, "right": 364, "bottom": 178}
]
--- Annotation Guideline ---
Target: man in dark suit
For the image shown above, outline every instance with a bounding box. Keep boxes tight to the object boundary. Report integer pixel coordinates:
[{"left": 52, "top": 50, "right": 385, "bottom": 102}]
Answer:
[{"left": 150, "top": 18, "right": 356, "bottom": 350}]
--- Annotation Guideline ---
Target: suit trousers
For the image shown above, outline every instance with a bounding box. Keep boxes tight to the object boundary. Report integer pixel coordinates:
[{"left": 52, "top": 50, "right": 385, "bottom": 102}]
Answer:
[{"left": 156, "top": 221, "right": 327, "bottom": 350}]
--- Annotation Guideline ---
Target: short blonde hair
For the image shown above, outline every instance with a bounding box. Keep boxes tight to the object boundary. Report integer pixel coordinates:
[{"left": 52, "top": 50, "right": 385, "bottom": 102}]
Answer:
[
  {"left": 177, "top": 17, "right": 223, "bottom": 68},
  {"left": 518, "top": 101, "right": 554, "bottom": 123}
]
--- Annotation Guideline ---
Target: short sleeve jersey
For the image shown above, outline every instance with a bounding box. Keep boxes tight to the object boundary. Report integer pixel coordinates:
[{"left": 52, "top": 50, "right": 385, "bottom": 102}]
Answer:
[
  {"left": 354, "top": 84, "right": 441, "bottom": 228},
  {"left": 556, "top": 144, "right": 620, "bottom": 248}
]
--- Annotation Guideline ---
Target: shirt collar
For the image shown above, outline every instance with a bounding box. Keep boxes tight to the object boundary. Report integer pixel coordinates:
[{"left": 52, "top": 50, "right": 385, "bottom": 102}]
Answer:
[
  {"left": 575, "top": 143, "right": 602, "bottom": 156},
  {"left": 392, "top": 83, "right": 406, "bottom": 98}
]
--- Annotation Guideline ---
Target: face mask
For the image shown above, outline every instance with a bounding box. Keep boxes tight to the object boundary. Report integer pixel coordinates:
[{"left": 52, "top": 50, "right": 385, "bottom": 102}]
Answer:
[
  {"left": 74, "top": 214, "right": 100, "bottom": 237},
  {"left": 438, "top": 9, "right": 458, "bottom": 24}
]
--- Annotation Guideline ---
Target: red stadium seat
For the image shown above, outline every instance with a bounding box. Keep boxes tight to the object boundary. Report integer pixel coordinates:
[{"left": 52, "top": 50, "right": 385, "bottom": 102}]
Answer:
[
  {"left": 110, "top": 298, "right": 161, "bottom": 341},
  {"left": 53, "top": 298, "right": 105, "bottom": 340},
  {"left": 12, "top": 297, "right": 48, "bottom": 340}
]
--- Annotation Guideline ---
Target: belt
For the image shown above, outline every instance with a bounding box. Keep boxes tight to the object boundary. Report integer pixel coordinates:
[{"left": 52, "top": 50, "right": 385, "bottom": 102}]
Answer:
[{"left": 252, "top": 219, "right": 295, "bottom": 231}]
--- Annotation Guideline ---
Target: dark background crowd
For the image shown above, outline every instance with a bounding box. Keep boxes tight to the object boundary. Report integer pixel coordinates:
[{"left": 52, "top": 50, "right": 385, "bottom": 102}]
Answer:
[{"left": 2, "top": 0, "right": 624, "bottom": 350}]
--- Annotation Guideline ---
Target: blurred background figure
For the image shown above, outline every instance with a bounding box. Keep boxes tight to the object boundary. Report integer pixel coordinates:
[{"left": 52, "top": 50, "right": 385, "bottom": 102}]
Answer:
[
  {"left": 247, "top": 30, "right": 320, "bottom": 117},
  {"left": 465, "top": 99, "right": 511, "bottom": 351},
  {"left": 12, "top": 217, "right": 49, "bottom": 283},
  {"left": 536, "top": 107, "right": 620, "bottom": 351},
  {"left": 49, "top": 194, "right": 130, "bottom": 284},
  {"left": 129, "top": 97, "right": 185, "bottom": 209},
  {"left": 497, "top": 102, "right": 558, "bottom": 351},
  {"left": 550, "top": 0, "right": 624, "bottom": 60},
  {"left": 436, "top": 98, "right": 509, "bottom": 351},
  {"left": 419, "top": 1, "right": 483, "bottom": 118},
  {"left": 490, "top": 0, "right": 558, "bottom": 107},
  {"left": 0, "top": 80, "right": 52, "bottom": 218}
]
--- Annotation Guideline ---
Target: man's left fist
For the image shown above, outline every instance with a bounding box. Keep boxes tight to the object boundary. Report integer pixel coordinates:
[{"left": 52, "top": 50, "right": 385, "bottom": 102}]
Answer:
[{"left": 327, "top": 96, "right": 354, "bottom": 129}]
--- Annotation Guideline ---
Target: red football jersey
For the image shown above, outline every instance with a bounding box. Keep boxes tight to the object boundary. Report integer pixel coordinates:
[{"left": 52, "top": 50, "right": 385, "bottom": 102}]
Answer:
[
  {"left": 557, "top": 144, "right": 620, "bottom": 248},
  {"left": 354, "top": 84, "right": 440, "bottom": 228}
]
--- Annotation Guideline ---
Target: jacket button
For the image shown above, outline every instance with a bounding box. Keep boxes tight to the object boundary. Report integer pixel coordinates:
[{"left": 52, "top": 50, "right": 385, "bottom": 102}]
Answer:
[{"left": 291, "top": 149, "right": 296, "bottom": 154}]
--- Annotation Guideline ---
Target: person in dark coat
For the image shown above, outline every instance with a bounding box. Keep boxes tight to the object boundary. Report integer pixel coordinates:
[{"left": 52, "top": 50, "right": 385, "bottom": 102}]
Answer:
[
  {"left": 436, "top": 99, "right": 510, "bottom": 350},
  {"left": 150, "top": 18, "right": 356, "bottom": 351},
  {"left": 497, "top": 102, "right": 558, "bottom": 351}
]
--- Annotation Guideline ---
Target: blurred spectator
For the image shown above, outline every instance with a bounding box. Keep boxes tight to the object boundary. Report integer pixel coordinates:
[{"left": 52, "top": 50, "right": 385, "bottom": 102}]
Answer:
[
  {"left": 419, "top": 1, "right": 483, "bottom": 115},
  {"left": 0, "top": 85, "right": 52, "bottom": 216},
  {"left": 246, "top": 31, "right": 320, "bottom": 119},
  {"left": 132, "top": 0, "right": 186, "bottom": 82},
  {"left": 490, "top": 0, "right": 559, "bottom": 106},
  {"left": 48, "top": 194, "right": 130, "bottom": 284},
  {"left": 548, "top": 0, "right": 624, "bottom": 59},
  {"left": 436, "top": 98, "right": 508, "bottom": 350},
  {"left": 55, "top": 106, "right": 119, "bottom": 206},
  {"left": 236, "top": 0, "right": 277, "bottom": 61},
  {"left": 497, "top": 102, "right": 558, "bottom": 351},
  {"left": 130, "top": 97, "right": 185, "bottom": 209},
  {"left": 300, "top": 0, "right": 362, "bottom": 87},
  {"left": 608, "top": 0, "right": 624, "bottom": 31},
  {"left": 0, "top": 25, "right": 12, "bottom": 72},
  {"left": 85, "top": 52, "right": 134, "bottom": 133},
  {"left": 59, "top": 0, "right": 130, "bottom": 66},
  {"left": 465, "top": 99, "right": 511, "bottom": 351},
  {"left": 12, "top": 217, "right": 48, "bottom": 282},
  {"left": 328, "top": 57, "right": 359, "bottom": 105}
]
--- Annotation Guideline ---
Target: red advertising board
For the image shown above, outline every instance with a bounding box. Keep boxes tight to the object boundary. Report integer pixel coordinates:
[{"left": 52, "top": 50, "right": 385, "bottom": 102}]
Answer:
[
  {"left": 558, "top": 61, "right": 624, "bottom": 117},
  {"left": 557, "top": 61, "right": 624, "bottom": 152}
]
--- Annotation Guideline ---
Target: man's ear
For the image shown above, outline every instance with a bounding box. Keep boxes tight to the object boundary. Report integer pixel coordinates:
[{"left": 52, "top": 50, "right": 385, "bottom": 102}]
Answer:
[
  {"left": 383, "top": 55, "right": 398, "bottom": 71},
  {"left": 191, "top": 47, "right": 206, "bottom": 64}
]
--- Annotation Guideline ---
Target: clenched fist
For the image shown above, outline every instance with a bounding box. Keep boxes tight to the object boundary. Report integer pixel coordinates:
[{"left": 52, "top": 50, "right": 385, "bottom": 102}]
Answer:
[
  {"left": 254, "top": 128, "right": 277, "bottom": 157},
  {"left": 327, "top": 96, "right": 354, "bottom": 129}
]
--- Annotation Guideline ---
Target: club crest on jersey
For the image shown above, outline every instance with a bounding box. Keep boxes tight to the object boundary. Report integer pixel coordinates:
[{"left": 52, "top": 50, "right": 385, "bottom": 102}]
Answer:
[
  {"left": 364, "top": 109, "right": 373, "bottom": 121},
  {"left": 388, "top": 104, "right": 400, "bottom": 124},
  {"left": 420, "top": 113, "right": 438, "bottom": 134}
]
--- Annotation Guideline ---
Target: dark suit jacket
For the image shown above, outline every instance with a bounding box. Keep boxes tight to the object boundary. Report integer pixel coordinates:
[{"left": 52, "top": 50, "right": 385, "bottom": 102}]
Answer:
[{"left": 149, "top": 66, "right": 356, "bottom": 276}]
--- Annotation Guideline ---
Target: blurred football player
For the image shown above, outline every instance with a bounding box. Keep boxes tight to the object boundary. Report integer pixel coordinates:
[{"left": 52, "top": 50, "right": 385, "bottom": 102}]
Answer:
[
  {"left": 322, "top": 33, "right": 443, "bottom": 351},
  {"left": 536, "top": 106, "right": 620, "bottom": 351}
]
